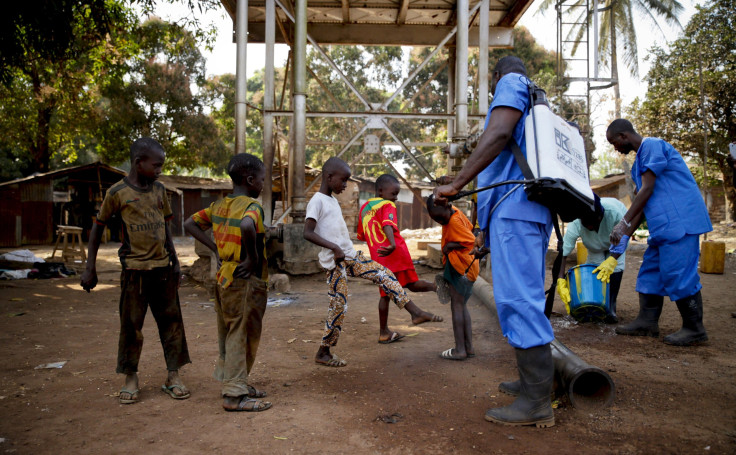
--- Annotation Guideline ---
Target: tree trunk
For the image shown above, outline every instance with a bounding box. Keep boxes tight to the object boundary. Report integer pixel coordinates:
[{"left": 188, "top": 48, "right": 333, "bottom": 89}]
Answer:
[{"left": 30, "top": 70, "right": 53, "bottom": 174}]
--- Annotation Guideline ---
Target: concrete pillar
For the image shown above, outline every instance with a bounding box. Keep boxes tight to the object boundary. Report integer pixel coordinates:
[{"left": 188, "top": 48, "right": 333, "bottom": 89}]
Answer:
[
  {"left": 291, "top": 0, "right": 307, "bottom": 222},
  {"left": 263, "top": 0, "right": 275, "bottom": 224},
  {"left": 234, "top": 0, "right": 248, "bottom": 155}
]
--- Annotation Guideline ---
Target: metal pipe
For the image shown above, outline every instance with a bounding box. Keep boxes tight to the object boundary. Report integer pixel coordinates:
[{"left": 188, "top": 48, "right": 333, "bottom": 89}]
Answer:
[
  {"left": 262, "top": 110, "right": 487, "bottom": 120},
  {"left": 263, "top": 0, "right": 276, "bottom": 224},
  {"left": 469, "top": 277, "right": 616, "bottom": 410},
  {"left": 234, "top": 0, "right": 248, "bottom": 155},
  {"left": 455, "top": 0, "right": 469, "bottom": 140},
  {"left": 447, "top": 51, "right": 456, "bottom": 175},
  {"left": 291, "top": 0, "right": 307, "bottom": 221},
  {"left": 478, "top": 0, "right": 489, "bottom": 117},
  {"left": 550, "top": 339, "right": 616, "bottom": 410},
  {"left": 593, "top": 0, "right": 599, "bottom": 78}
]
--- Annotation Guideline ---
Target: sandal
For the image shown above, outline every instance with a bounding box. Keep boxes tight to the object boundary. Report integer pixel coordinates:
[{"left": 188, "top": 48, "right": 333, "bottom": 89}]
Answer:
[
  {"left": 161, "top": 384, "right": 191, "bottom": 400},
  {"left": 246, "top": 385, "right": 267, "bottom": 398},
  {"left": 119, "top": 388, "right": 139, "bottom": 405},
  {"left": 378, "top": 332, "right": 405, "bottom": 344},
  {"left": 225, "top": 396, "right": 272, "bottom": 412},
  {"left": 435, "top": 274, "right": 451, "bottom": 305},
  {"left": 439, "top": 348, "right": 467, "bottom": 361},
  {"left": 315, "top": 354, "right": 347, "bottom": 367}
]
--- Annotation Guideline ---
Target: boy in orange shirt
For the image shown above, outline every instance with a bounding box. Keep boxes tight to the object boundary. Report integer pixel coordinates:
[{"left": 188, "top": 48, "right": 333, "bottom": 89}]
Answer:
[
  {"left": 427, "top": 195, "right": 480, "bottom": 360},
  {"left": 358, "top": 174, "right": 437, "bottom": 343}
]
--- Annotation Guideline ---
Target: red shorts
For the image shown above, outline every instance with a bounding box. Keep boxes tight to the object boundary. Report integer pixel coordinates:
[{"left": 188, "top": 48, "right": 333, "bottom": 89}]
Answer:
[{"left": 379, "top": 268, "right": 419, "bottom": 297}]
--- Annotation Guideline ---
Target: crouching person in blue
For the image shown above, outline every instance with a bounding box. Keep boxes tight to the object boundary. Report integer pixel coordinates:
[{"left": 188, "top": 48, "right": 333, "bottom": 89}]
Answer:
[
  {"left": 606, "top": 119, "right": 712, "bottom": 346},
  {"left": 435, "top": 56, "right": 555, "bottom": 427}
]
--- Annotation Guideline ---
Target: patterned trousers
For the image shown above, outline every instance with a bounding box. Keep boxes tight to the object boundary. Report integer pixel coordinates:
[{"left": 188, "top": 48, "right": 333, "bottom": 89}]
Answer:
[{"left": 322, "top": 252, "right": 410, "bottom": 347}]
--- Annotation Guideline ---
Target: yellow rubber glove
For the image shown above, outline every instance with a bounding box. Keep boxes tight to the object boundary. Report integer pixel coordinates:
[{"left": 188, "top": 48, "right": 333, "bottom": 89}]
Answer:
[
  {"left": 592, "top": 256, "right": 618, "bottom": 283},
  {"left": 556, "top": 278, "right": 571, "bottom": 315}
]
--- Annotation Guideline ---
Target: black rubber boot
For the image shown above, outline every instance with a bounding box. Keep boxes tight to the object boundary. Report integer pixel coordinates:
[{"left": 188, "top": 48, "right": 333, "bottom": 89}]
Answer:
[
  {"left": 664, "top": 291, "right": 708, "bottom": 346},
  {"left": 604, "top": 271, "right": 623, "bottom": 324},
  {"left": 615, "top": 293, "right": 663, "bottom": 337},
  {"left": 498, "top": 380, "right": 520, "bottom": 397},
  {"left": 485, "top": 344, "right": 555, "bottom": 428}
]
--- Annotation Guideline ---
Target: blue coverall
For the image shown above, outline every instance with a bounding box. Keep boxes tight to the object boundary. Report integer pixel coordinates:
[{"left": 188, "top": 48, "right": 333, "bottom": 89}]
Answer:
[
  {"left": 632, "top": 138, "right": 712, "bottom": 301},
  {"left": 477, "top": 73, "right": 554, "bottom": 349}
]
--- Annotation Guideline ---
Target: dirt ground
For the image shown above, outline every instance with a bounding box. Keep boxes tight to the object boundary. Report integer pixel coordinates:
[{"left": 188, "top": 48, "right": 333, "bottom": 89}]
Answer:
[{"left": 1, "top": 230, "right": 735, "bottom": 454}]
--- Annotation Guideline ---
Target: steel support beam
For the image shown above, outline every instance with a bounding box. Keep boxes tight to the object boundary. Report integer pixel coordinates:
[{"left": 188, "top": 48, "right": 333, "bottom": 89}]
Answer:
[
  {"left": 397, "top": 0, "right": 410, "bottom": 24},
  {"left": 478, "top": 0, "right": 489, "bottom": 118},
  {"left": 381, "top": 0, "right": 482, "bottom": 110},
  {"left": 246, "top": 23, "right": 514, "bottom": 47},
  {"left": 234, "top": 0, "right": 248, "bottom": 155},
  {"left": 263, "top": 0, "right": 276, "bottom": 224},
  {"left": 455, "top": 0, "right": 469, "bottom": 140},
  {"left": 291, "top": 0, "right": 307, "bottom": 221},
  {"left": 341, "top": 0, "right": 350, "bottom": 23},
  {"left": 263, "top": 110, "right": 487, "bottom": 121},
  {"left": 274, "top": 0, "right": 372, "bottom": 109}
]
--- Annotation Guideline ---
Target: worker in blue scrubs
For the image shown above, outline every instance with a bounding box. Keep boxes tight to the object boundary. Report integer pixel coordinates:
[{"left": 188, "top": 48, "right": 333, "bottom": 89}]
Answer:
[
  {"left": 607, "top": 119, "right": 712, "bottom": 346},
  {"left": 434, "top": 56, "right": 555, "bottom": 428}
]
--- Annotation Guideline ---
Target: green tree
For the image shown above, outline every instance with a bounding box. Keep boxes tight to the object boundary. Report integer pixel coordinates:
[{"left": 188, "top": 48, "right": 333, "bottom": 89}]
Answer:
[
  {"left": 93, "top": 17, "right": 229, "bottom": 171},
  {"left": 539, "top": 0, "right": 683, "bottom": 117},
  {"left": 0, "top": 1, "right": 135, "bottom": 175},
  {"left": 628, "top": 0, "right": 736, "bottom": 220}
]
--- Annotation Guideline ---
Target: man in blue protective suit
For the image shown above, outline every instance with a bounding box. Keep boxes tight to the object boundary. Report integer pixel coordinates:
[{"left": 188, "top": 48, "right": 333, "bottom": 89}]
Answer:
[
  {"left": 434, "top": 56, "right": 555, "bottom": 428},
  {"left": 606, "top": 119, "right": 712, "bottom": 346}
]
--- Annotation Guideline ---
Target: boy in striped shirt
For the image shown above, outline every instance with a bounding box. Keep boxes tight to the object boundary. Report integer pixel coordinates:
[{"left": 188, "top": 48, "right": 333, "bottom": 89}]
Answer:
[{"left": 184, "top": 153, "right": 271, "bottom": 412}]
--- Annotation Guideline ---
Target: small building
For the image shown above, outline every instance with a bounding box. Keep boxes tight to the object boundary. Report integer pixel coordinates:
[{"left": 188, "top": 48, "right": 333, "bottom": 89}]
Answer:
[
  {"left": 0, "top": 162, "right": 127, "bottom": 247},
  {"left": 157, "top": 175, "right": 233, "bottom": 236}
]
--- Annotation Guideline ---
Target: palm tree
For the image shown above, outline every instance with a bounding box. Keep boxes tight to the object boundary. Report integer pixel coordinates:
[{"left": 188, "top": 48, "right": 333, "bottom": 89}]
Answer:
[{"left": 539, "top": 0, "right": 684, "bottom": 117}]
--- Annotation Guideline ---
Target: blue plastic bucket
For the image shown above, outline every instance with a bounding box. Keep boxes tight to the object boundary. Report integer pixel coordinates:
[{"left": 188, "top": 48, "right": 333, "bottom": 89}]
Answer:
[{"left": 567, "top": 264, "right": 609, "bottom": 322}]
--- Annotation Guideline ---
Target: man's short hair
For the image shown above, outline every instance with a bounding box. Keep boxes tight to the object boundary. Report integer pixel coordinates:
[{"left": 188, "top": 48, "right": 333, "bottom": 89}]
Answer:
[
  {"left": 494, "top": 56, "right": 527, "bottom": 77},
  {"left": 130, "top": 137, "right": 164, "bottom": 162},
  {"left": 375, "top": 174, "right": 399, "bottom": 192},
  {"left": 227, "top": 153, "right": 264, "bottom": 186},
  {"left": 607, "top": 119, "right": 636, "bottom": 136}
]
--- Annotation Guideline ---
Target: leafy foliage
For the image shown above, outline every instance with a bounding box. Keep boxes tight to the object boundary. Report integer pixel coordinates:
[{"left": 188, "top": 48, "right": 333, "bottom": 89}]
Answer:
[
  {"left": 628, "top": 0, "right": 735, "bottom": 218},
  {"left": 92, "top": 18, "right": 229, "bottom": 171}
]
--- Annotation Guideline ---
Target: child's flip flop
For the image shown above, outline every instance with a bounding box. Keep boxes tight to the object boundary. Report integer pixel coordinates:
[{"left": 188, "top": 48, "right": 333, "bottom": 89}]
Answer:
[{"left": 378, "top": 332, "right": 405, "bottom": 344}]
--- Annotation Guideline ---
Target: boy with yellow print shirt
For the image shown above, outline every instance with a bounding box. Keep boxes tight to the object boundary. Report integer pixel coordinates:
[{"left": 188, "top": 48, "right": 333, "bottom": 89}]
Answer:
[{"left": 185, "top": 153, "right": 271, "bottom": 412}]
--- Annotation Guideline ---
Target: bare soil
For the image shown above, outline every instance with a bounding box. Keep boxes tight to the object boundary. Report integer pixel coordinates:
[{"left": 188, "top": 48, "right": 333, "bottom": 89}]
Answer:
[{"left": 1, "top": 234, "right": 735, "bottom": 454}]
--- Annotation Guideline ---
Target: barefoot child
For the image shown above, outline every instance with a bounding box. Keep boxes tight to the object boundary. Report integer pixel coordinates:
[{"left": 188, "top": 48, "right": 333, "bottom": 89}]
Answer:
[
  {"left": 357, "top": 174, "right": 437, "bottom": 344},
  {"left": 81, "top": 138, "right": 191, "bottom": 404},
  {"left": 304, "top": 157, "right": 443, "bottom": 367},
  {"left": 183, "top": 153, "right": 272, "bottom": 412},
  {"left": 427, "top": 195, "right": 479, "bottom": 360}
]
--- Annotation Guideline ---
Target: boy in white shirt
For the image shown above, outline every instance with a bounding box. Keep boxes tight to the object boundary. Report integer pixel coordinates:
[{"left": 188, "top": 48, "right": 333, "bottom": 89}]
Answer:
[{"left": 304, "top": 157, "right": 443, "bottom": 367}]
